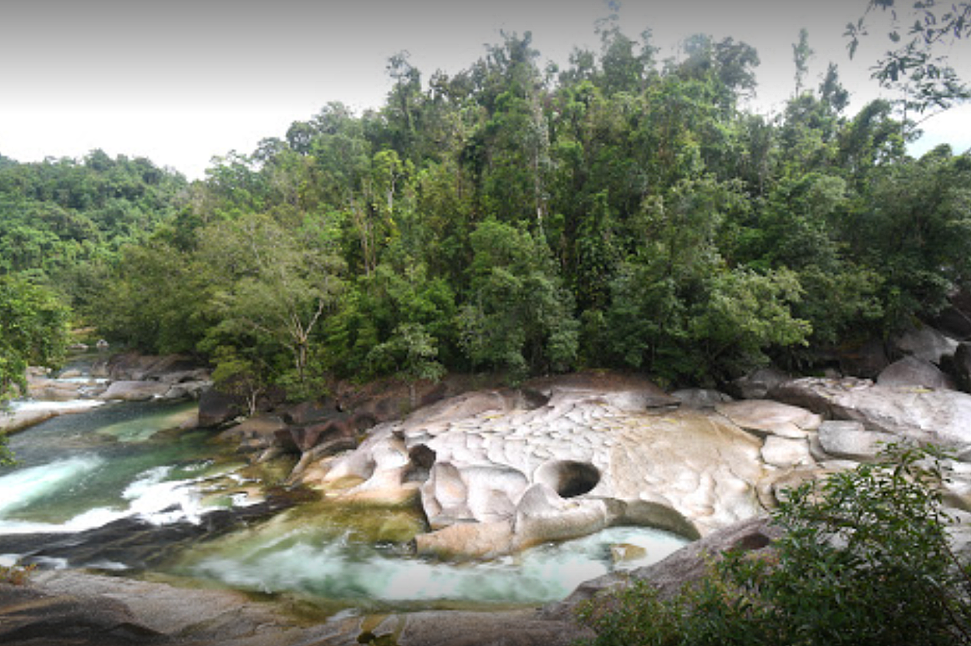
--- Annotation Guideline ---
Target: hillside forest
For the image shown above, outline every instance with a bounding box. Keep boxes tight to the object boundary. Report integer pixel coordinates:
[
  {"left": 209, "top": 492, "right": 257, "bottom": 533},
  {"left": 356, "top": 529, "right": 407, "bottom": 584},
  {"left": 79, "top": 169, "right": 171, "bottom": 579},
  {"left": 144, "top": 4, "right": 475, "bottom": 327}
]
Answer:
[{"left": 2, "top": 23, "right": 971, "bottom": 403}]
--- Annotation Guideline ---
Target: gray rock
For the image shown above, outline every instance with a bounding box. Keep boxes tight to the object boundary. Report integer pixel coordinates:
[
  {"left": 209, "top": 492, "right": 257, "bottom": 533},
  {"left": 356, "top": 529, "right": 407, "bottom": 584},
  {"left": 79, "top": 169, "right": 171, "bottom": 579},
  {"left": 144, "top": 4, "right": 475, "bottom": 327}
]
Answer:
[
  {"left": 216, "top": 414, "right": 295, "bottom": 453},
  {"left": 877, "top": 355, "right": 955, "bottom": 390},
  {"left": 715, "top": 399, "right": 821, "bottom": 439},
  {"left": 817, "top": 420, "right": 898, "bottom": 461},
  {"left": 671, "top": 388, "right": 733, "bottom": 408},
  {"left": 0, "top": 581, "right": 163, "bottom": 646},
  {"left": 895, "top": 325, "right": 959, "bottom": 364},
  {"left": 729, "top": 367, "right": 790, "bottom": 399},
  {"left": 773, "top": 377, "right": 971, "bottom": 456},
  {"left": 98, "top": 381, "right": 170, "bottom": 402},
  {"left": 544, "top": 516, "right": 781, "bottom": 618}
]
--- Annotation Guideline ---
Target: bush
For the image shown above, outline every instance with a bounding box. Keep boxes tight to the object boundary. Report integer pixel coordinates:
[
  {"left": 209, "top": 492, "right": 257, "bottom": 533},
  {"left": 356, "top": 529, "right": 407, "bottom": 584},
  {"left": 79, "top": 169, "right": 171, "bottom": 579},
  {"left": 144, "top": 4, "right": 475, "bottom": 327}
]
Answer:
[{"left": 576, "top": 445, "right": 971, "bottom": 645}]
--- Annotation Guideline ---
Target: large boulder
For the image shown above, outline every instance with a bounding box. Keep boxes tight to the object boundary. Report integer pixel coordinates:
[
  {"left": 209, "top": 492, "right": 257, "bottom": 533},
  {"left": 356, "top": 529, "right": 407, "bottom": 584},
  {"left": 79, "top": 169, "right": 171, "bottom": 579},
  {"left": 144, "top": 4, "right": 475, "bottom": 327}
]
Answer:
[
  {"left": 817, "top": 420, "right": 897, "bottom": 461},
  {"left": 894, "top": 325, "right": 959, "bottom": 364},
  {"left": 715, "top": 400, "right": 822, "bottom": 439},
  {"left": 934, "top": 287, "right": 971, "bottom": 340},
  {"left": 99, "top": 381, "right": 170, "bottom": 402},
  {"left": 19, "top": 569, "right": 581, "bottom": 646},
  {"left": 728, "top": 367, "right": 790, "bottom": 400},
  {"left": 98, "top": 353, "right": 204, "bottom": 382},
  {"left": 944, "top": 343, "right": 971, "bottom": 392},
  {"left": 216, "top": 414, "right": 295, "bottom": 454},
  {"left": 197, "top": 389, "right": 245, "bottom": 428},
  {"left": 0, "top": 581, "right": 163, "bottom": 646},
  {"left": 545, "top": 516, "right": 781, "bottom": 617},
  {"left": 833, "top": 339, "right": 890, "bottom": 380},
  {"left": 312, "top": 377, "right": 769, "bottom": 559},
  {"left": 772, "top": 377, "right": 971, "bottom": 457},
  {"left": 876, "top": 355, "right": 955, "bottom": 390},
  {"left": 0, "top": 409, "right": 59, "bottom": 434}
]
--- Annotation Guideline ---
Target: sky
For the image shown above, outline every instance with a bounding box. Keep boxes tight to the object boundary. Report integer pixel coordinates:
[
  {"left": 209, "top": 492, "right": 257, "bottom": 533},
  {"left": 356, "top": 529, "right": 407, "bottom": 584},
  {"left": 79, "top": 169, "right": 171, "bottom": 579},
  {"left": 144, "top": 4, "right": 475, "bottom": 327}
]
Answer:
[{"left": 1, "top": 0, "right": 969, "bottom": 180}]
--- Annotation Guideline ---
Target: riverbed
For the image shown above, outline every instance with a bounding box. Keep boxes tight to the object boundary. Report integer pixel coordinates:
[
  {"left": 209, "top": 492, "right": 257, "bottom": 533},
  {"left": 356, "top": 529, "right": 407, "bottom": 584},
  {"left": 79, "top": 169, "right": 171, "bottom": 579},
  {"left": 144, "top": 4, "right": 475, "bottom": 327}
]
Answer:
[{"left": 0, "top": 371, "right": 688, "bottom": 617}]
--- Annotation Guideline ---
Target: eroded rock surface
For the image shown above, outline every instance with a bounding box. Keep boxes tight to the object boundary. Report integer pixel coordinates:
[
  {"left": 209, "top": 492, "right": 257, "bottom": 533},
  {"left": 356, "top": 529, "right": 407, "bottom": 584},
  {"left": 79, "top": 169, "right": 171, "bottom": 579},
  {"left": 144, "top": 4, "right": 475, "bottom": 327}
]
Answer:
[
  {"left": 308, "top": 377, "right": 769, "bottom": 559},
  {"left": 772, "top": 377, "right": 971, "bottom": 455}
]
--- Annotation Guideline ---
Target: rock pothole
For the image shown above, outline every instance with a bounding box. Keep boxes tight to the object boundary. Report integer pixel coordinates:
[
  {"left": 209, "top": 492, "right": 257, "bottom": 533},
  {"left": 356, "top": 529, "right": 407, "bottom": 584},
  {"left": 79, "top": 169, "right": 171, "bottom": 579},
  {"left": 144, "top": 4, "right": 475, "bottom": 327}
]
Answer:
[{"left": 535, "top": 460, "right": 601, "bottom": 498}]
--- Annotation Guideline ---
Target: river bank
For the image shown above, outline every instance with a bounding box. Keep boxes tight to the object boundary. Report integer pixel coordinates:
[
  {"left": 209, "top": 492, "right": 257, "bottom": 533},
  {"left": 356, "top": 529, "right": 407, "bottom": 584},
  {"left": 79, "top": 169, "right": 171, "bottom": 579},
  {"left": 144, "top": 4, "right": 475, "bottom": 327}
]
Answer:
[{"left": 6, "top": 327, "right": 971, "bottom": 644}]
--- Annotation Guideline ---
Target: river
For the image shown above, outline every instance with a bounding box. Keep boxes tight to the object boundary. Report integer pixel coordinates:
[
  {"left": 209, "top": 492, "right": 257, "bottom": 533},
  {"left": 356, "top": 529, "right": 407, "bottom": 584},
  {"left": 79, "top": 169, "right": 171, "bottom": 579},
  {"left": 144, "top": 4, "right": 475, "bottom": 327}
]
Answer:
[{"left": 0, "top": 367, "right": 688, "bottom": 617}]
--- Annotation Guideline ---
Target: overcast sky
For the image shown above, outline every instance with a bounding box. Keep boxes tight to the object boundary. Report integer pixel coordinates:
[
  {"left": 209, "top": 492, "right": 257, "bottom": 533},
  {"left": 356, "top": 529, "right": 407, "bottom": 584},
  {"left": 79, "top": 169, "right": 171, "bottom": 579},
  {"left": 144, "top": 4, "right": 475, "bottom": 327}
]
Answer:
[{"left": 1, "top": 0, "right": 969, "bottom": 180}]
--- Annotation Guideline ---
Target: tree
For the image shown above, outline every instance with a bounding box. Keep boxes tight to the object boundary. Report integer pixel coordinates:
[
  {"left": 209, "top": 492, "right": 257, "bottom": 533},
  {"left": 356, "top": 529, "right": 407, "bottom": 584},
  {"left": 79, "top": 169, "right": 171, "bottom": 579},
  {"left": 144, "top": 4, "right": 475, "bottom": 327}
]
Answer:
[
  {"left": 458, "top": 218, "right": 578, "bottom": 379},
  {"left": 577, "top": 445, "right": 971, "bottom": 645},
  {"left": 792, "top": 28, "right": 815, "bottom": 96},
  {"left": 198, "top": 212, "right": 344, "bottom": 390},
  {"left": 0, "top": 277, "right": 69, "bottom": 402},
  {"left": 847, "top": 0, "right": 971, "bottom": 116}
]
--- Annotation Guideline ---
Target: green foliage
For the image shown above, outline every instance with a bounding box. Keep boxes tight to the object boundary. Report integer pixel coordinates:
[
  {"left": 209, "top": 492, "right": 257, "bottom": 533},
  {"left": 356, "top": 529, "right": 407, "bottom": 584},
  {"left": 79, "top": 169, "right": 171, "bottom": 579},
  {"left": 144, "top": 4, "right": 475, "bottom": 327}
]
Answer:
[
  {"left": 0, "top": 276, "right": 69, "bottom": 402},
  {"left": 576, "top": 445, "right": 971, "bottom": 645},
  {"left": 847, "top": 1, "right": 971, "bottom": 115},
  {"left": 459, "top": 219, "right": 578, "bottom": 380},
  {"left": 8, "top": 19, "right": 971, "bottom": 395}
]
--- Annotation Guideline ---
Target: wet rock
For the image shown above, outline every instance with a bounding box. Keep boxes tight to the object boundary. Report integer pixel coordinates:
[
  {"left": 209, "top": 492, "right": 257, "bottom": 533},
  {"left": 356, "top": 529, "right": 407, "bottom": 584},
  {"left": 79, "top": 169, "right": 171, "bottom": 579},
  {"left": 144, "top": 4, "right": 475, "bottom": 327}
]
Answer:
[
  {"left": 24, "top": 569, "right": 349, "bottom": 646},
  {"left": 1, "top": 497, "right": 298, "bottom": 572},
  {"left": 610, "top": 542, "right": 647, "bottom": 564},
  {"left": 315, "top": 376, "right": 766, "bottom": 559},
  {"left": 0, "top": 582, "right": 165, "bottom": 646},
  {"left": 877, "top": 356, "right": 955, "bottom": 390},
  {"left": 0, "top": 409, "right": 59, "bottom": 434}
]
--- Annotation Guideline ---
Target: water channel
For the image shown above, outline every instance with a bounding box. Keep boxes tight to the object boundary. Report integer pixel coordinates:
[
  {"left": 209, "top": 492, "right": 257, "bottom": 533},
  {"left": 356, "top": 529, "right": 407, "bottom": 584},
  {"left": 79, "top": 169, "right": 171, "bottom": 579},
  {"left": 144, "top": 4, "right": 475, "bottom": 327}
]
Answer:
[{"left": 0, "top": 367, "right": 689, "bottom": 616}]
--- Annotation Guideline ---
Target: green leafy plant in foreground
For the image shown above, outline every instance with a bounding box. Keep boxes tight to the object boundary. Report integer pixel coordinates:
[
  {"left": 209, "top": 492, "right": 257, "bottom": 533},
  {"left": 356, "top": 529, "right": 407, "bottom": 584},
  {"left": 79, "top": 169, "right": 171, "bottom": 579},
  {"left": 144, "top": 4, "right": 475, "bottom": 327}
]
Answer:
[{"left": 577, "top": 445, "right": 971, "bottom": 645}]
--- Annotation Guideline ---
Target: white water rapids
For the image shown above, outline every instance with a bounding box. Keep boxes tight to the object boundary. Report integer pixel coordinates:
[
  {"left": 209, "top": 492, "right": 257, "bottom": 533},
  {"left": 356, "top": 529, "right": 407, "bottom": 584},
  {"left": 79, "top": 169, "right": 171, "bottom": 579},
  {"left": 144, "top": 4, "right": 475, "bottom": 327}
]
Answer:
[{"left": 0, "top": 368, "right": 689, "bottom": 610}]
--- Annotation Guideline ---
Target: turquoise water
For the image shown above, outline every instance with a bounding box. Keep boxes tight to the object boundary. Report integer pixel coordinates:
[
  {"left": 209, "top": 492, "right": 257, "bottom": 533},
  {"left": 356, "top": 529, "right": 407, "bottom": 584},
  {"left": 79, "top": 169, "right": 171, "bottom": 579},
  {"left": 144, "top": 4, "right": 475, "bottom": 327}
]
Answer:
[{"left": 0, "top": 393, "right": 688, "bottom": 609}]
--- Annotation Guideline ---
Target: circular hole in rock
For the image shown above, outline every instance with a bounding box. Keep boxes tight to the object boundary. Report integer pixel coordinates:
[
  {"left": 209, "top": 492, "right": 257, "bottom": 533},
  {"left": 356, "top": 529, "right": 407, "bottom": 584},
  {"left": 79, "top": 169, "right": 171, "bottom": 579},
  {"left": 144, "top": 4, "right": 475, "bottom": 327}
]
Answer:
[{"left": 536, "top": 460, "right": 601, "bottom": 498}]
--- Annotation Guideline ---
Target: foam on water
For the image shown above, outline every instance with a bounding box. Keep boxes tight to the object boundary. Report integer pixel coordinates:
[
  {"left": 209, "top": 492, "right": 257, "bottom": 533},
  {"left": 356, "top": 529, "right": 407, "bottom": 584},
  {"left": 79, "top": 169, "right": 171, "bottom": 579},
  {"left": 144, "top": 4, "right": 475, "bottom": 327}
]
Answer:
[
  {"left": 7, "top": 399, "right": 104, "bottom": 413},
  {"left": 180, "top": 523, "right": 688, "bottom": 605},
  {"left": 0, "top": 458, "right": 242, "bottom": 534},
  {"left": 0, "top": 455, "right": 105, "bottom": 518}
]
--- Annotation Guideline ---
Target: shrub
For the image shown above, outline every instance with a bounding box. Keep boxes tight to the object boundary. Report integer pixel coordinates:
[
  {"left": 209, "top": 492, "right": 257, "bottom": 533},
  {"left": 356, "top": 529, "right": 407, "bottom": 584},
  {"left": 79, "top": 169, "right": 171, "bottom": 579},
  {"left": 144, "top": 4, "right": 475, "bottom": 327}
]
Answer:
[{"left": 576, "top": 445, "right": 971, "bottom": 645}]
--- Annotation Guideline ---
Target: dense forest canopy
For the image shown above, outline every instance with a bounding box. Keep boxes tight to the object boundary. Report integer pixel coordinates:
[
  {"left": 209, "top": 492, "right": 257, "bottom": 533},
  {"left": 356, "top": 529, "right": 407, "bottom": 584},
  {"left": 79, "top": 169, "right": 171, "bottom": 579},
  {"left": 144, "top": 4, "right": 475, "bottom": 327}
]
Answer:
[{"left": 2, "top": 20, "right": 971, "bottom": 400}]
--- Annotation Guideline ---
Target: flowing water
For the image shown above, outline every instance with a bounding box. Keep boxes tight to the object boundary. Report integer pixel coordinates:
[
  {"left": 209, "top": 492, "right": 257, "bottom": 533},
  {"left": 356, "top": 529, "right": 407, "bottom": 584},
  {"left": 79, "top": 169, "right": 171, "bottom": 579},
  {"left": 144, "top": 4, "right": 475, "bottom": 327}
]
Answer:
[{"left": 0, "top": 370, "right": 689, "bottom": 614}]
